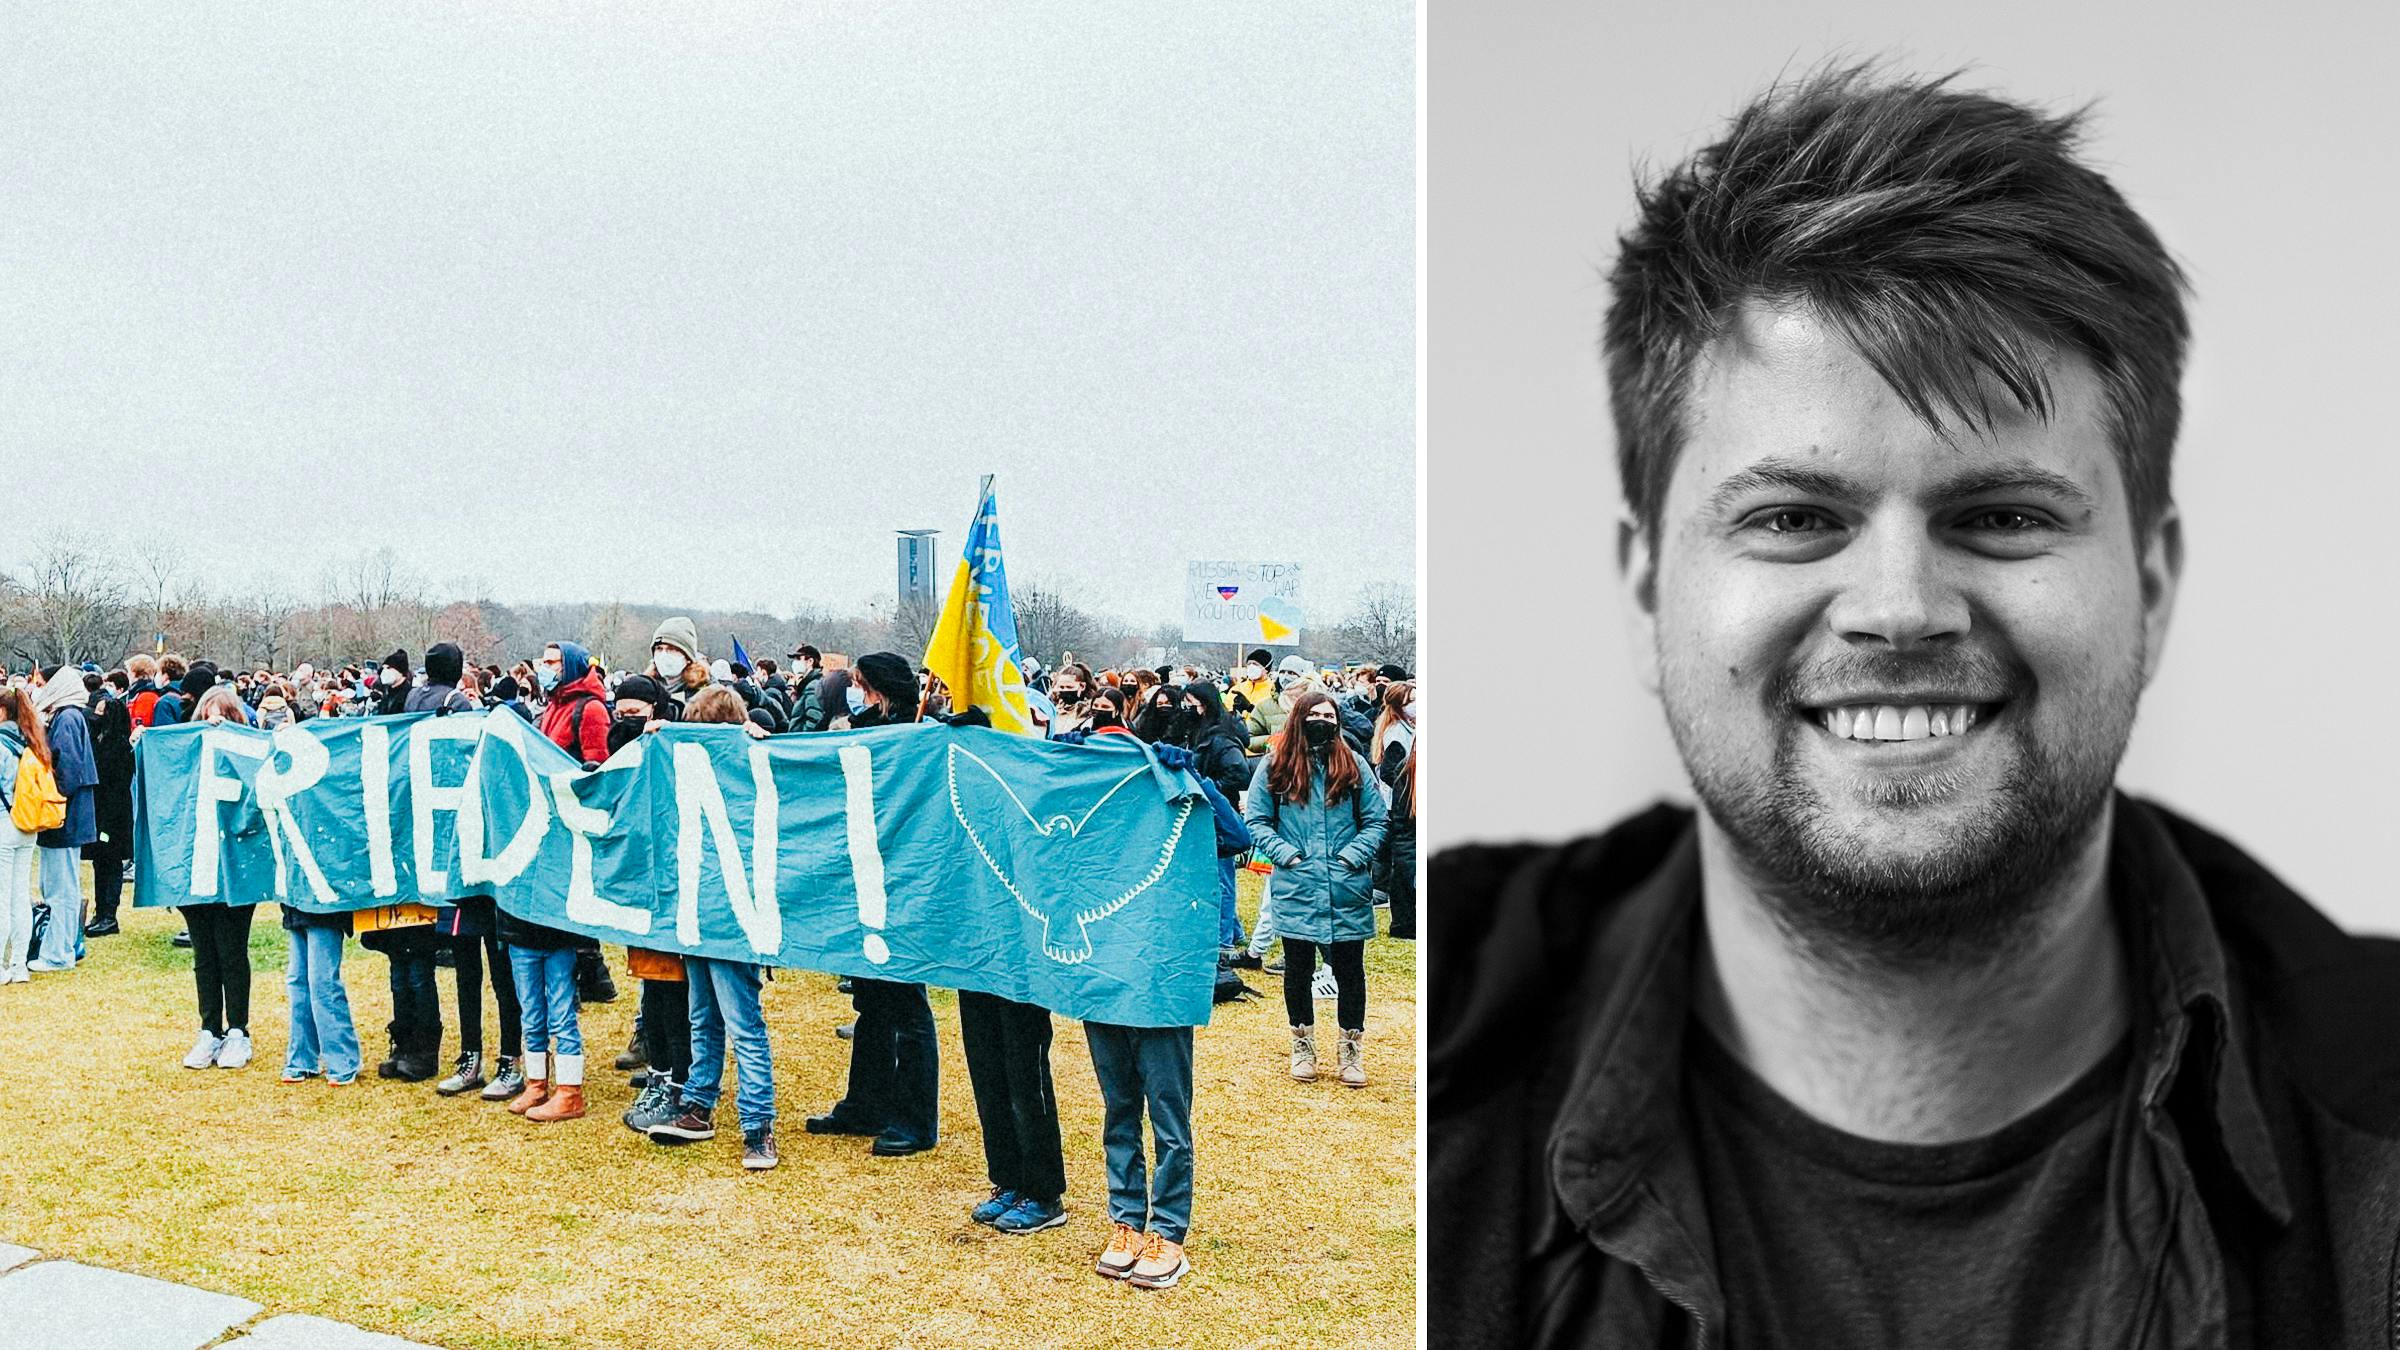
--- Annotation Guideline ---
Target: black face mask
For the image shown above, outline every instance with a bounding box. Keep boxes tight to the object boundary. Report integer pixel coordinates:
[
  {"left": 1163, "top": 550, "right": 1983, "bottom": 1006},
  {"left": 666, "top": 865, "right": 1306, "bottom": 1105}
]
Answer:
[
  {"left": 1302, "top": 720, "right": 1339, "bottom": 750},
  {"left": 1088, "top": 711, "right": 1123, "bottom": 731}
]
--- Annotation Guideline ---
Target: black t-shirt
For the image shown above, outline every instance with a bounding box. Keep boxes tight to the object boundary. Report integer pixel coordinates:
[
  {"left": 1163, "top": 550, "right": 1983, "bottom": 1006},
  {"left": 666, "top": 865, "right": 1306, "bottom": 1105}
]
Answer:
[{"left": 1685, "top": 1019, "right": 2135, "bottom": 1349}]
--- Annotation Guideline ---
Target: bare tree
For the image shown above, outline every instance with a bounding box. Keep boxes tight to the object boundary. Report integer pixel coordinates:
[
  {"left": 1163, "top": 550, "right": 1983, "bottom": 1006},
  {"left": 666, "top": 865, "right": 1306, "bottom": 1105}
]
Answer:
[
  {"left": 1010, "top": 579, "right": 1110, "bottom": 671},
  {"left": 1328, "top": 582, "right": 1419, "bottom": 668},
  {"left": 19, "top": 534, "right": 134, "bottom": 666}
]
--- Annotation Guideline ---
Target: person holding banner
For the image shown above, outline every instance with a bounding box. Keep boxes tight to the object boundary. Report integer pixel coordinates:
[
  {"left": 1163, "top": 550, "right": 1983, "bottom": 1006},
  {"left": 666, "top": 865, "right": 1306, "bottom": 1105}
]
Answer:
[
  {"left": 643, "top": 686, "right": 783, "bottom": 1170},
  {"left": 1243, "top": 691, "right": 1388, "bottom": 1089},
  {"left": 179, "top": 687, "right": 259, "bottom": 1069},
  {"left": 499, "top": 640, "right": 608, "bottom": 1123},
  {"left": 805, "top": 652, "right": 941, "bottom": 1160}
]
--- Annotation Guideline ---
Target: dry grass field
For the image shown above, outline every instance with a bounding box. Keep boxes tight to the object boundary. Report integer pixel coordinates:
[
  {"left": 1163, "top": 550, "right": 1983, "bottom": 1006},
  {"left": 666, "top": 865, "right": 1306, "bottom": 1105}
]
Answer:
[{"left": 0, "top": 867, "right": 1417, "bottom": 1349}]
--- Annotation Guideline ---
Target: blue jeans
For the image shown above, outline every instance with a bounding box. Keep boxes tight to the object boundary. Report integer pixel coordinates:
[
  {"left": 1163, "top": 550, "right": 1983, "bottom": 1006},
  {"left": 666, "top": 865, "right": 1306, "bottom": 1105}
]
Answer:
[
  {"left": 684, "top": 956, "right": 775, "bottom": 1131},
  {"left": 1085, "top": 1022, "right": 1195, "bottom": 1242},
  {"left": 509, "top": 946, "right": 583, "bottom": 1080},
  {"left": 285, "top": 925, "right": 361, "bottom": 1081},
  {"left": 1217, "top": 854, "right": 1244, "bottom": 949},
  {"left": 37, "top": 846, "right": 82, "bottom": 966},
  {"left": 1245, "top": 869, "right": 1277, "bottom": 958}
]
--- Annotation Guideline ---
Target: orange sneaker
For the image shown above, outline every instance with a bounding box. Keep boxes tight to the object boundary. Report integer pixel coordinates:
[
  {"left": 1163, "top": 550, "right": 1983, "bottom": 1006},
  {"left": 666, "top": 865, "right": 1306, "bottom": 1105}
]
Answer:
[
  {"left": 1095, "top": 1222, "right": 1143, "bottom": 1280},
  {"left": 1127, "top": 1232, "right": 1189, "bottom": 1290}
]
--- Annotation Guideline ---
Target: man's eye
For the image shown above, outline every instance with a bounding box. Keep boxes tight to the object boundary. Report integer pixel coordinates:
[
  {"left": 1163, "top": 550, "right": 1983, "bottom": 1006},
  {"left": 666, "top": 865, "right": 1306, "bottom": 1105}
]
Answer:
[
  {"left": 1964, "top": 509, "right": 2049, "bottom": 532},
  {"left": 1749, "top": 508, "right": 1835, "bottom": 534}
]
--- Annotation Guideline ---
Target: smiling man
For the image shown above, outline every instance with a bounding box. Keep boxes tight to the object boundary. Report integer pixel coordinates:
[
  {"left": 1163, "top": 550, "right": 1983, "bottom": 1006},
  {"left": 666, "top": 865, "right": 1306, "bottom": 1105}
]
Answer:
[{"left": 1431, "top": 66, "right": 2400, "bottom": 1349}]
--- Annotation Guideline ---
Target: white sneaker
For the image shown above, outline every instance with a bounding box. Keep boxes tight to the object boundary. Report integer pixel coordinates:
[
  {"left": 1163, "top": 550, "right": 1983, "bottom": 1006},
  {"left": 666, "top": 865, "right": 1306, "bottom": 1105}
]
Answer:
[
  {"left": 183, "top": 1030, "right": 225, "bottom": 1069},
  {"left": 215, "top": 1029, "right": 253, "bottom": 1070}
]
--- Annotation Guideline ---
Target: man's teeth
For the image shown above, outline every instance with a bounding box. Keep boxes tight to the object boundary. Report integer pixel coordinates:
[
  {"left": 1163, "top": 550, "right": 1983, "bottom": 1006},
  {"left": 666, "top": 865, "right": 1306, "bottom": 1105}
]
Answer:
[{"left": 1820, "top": 705, "right": 1981, "bottom": 741}]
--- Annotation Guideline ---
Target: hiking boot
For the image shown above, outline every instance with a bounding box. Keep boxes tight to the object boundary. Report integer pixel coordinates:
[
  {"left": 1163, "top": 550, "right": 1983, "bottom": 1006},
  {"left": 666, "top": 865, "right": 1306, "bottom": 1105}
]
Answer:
[
  {"left": 1289, "top": 1025, "right": 1319, "bottom": 1083},
  {"left": 1096, "top": 1222, "right": 1143, "bottom": 1279},
  {"left": 647, "top": 1104, "right": 717, "bottom": 1144},
  {"left": 526, "top": 1083, "right": 586, "bottom": 1123},
  {"left": 1127, "top": 1232, "right": 1189, "bottom": 1290},
  {"left": 82, "top": 917, "right": 120, "bottom": 938},
  {"left": 389, "top": 1051, "right": 439, "bottom": 1083},
  {"left": 994, "top": 1196, "right": 1068, "bottom": 1235},
  {"left": 1339, "top": 1028, "right": 1367, "bottom": 1087},
  {"left": 972, "top": 1188, "right": 1022, "bottom": 1226},
  {"left": 182, "top": 1029, "right": 224, "bottom": 1070},
  {"left": 436, "top": 1052, "right": 486, "bottom": 1097},
  {"left": 742, "top": 1126, "right": 779, "bottom": 1170},
  {"left": 480, "top": 1055, "right": 524, "bottom": 1102},
  {"left": 622, "top": 1074, "right": 683, "bottom": 1133},
  {"left": 215, "top": 1028, "right": 253, "bottom": 1070},
  {"left": 613, "top": 1020, "right": 646, "bottom": 1072}
]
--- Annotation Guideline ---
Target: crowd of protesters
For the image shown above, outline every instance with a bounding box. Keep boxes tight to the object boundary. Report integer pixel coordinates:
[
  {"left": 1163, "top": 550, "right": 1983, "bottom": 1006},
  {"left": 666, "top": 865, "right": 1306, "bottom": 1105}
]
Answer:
[{"left": 0, "top": 628, "right": 1416, "bottom": 1291}]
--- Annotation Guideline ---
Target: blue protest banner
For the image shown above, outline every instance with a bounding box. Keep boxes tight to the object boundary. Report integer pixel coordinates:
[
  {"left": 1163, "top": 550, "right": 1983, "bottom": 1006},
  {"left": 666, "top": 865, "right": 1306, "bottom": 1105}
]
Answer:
[{"left": 132, "top": 714, "right": 1220, "bottom": 1027}]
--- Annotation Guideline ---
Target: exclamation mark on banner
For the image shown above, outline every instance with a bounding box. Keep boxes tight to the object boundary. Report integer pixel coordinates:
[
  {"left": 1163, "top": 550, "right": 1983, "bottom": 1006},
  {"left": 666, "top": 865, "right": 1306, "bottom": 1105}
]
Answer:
[{"left": 839, "top": 746, "right": 891, "bottom": 964}]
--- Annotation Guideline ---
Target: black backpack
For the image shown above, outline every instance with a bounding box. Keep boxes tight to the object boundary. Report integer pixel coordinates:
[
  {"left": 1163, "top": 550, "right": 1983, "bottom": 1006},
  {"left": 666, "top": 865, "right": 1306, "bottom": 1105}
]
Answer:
[{"left": 1213, "top": 952, "right": 1258, "bottom": 1004}]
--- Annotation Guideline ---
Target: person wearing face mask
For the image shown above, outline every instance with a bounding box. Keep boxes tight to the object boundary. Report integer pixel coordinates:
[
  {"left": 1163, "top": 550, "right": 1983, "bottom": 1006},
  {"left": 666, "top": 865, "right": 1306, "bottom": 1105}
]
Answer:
[
  {"left": 178, "top": 686, "right": 260, "bottom": 1067},
  {"left": 1228, "top": 650, "right": 1275, "bottom": 717},
  {"left": 648, "top": 617, "right": 712, "bottom": 716},
  {"left": 1047, "top": 663, "right": 1094, "bottom": 738},
  {"left": 27, "top": 668, "right": 100, "bottom": 973},
  {"left": 805, "top": 652, "right": 942, "bottom": 1159},
  {"left": 607, "top": 672, "right": 698, "bottom": 1133},
  {"left": 373, "top": 650, "right": 413, "bottom": 716},
  {"left": 1131, "top": 687, "right": 1179, "bottom": 744},
  {"left": 1172, "top": 682, "right": 1254, "bottom": 954},
  {"left": 1371, "top": 683, "right": 1417, "bottom": 942},
  {"left": 785, "top": 644, "right": 829, "bottom": 732},
  {"left": 1243, "top": 691, "right": 1388, "bottom": 1088}
]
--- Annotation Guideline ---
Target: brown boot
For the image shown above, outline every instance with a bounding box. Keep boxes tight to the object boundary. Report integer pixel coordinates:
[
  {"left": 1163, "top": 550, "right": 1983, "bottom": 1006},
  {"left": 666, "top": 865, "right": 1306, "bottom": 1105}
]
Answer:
[
  {"left": 1289, "top": 1025, "right": 1319, "bottom": 1083},
  {"left": 525, "top": 1052, "right": 586, "bottom": 1123},
  {"left": 1338, "top": 1027, "right": 1367, "bottom": 1088},
  {"left": 506, "top": 1053, "right": 550, "bottom": 1115},
  {"left": 526, "top": 1083, "right": 585, "bottom": 1123}
]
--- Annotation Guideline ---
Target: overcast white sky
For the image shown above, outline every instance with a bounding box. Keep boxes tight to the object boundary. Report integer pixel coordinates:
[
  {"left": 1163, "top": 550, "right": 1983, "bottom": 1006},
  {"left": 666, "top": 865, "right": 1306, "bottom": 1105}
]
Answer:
[{"left": 0, "top": 4, "right": 1415, "bottom": 626}]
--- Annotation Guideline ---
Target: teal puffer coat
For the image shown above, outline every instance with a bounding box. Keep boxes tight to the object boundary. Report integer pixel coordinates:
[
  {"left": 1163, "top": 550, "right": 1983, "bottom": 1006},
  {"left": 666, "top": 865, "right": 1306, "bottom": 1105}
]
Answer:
[{"left": 1243, "top": 749, "right": 1390, "bottom": 944}]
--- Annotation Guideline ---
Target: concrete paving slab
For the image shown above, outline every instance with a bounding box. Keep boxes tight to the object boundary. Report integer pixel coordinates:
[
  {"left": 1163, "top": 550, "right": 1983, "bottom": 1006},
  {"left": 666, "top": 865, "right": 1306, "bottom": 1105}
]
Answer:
[
  {"left": 0, "top": 1246, "right": 34, "bottom": 1273},
  {"left": 0, "top": 1260, "right": 261, "bottom": 1350},
  {"left": 221, "top": 1313, "right": 442, "bottom": 1349}
]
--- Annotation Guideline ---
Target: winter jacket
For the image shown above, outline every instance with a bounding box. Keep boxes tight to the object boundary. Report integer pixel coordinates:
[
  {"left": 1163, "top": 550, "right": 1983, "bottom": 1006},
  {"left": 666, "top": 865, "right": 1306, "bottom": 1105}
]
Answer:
[
  {"left": 1178, "top": 683, "right": 1251, "bottom": 806},
  {"left": 402, "top": 682, "right": 476, "bottom": 718},
  {"left": 0, "top": 727, "right": 32, "bottom": 841},
  {"left": 37, "top": 704, "right": 99, "bottom": 850},
  {"left": 1376, "top": 746, "right": 1415, "bottom": 893},
  {"left": 538, "top": 670, "right": 612, "bottom": 766},
  {"left": 1240, "top": 690, "right": 1289, "bottom": 755},
  {"left": 1430, "top": 797, "right": 2400, "bottom": 1349},
  {"left": 1241, "top": 748, "right": 1388, "bottom": 944},
  {"left": 1152, "top": 742, "right": 1253, "bottom": 857},
  {"left": 83, "top": 694, "right": 136, "bottom": 865}
]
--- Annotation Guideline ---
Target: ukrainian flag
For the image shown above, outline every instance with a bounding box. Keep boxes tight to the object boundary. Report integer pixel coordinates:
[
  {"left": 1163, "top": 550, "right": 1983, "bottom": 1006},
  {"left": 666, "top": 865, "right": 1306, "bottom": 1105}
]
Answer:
[{"left": 922, "top": 477, "right": 1034, "bottom": 735}]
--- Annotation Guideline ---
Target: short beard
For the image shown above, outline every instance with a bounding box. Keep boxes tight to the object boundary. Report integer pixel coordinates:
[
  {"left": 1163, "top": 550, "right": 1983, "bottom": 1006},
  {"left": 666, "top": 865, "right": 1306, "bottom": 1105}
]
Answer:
[{"left": 1672, "top": 655, "right": 2137, "bottom": 971}]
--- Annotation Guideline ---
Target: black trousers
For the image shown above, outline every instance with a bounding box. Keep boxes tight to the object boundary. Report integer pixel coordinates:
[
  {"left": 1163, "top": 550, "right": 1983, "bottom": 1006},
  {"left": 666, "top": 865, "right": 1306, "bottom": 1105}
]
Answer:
[
  {"left": 837, "top": 978, "right": 939, "bottom": 1143},
  {"left": 1283, "top": 938, "right": 1368, "bottom": 1031},
  {"left": 640, "top": 976, "right": 693, "bottom": 1081},
  {"left": 184, "top": 903, "right": 256, "bottom": 1036},
  {"left": 90, "top": 858, "right": 124, "bottom": 924},
  {"left": 379, "top": 928, "right": 444, "bottom": 1056},
  {"left": 451, "top": 933, "right": 522, "bottom": 1058},
  {"left": 958, "top": 990, "right": 1067, "bottom": 1203},
  {"left": 1388, "top": 872, "right": 1416, "bottom": 940}
]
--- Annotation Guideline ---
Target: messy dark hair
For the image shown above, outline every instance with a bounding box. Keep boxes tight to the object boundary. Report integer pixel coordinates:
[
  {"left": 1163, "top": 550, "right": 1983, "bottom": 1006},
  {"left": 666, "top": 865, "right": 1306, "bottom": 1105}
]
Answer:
[{"left": 1605, "top": 63, "right": 2189, "bottom": 538}]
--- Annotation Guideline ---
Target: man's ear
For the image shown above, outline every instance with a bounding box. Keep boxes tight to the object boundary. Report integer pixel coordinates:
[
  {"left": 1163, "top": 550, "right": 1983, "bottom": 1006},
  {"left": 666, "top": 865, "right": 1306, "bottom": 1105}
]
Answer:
[
  {"left": 2137, "top": 504, "right": 2183, "bottom": 688},
  {"left": 1618, "top": 514, "right": 1662, "bottom": 695}
]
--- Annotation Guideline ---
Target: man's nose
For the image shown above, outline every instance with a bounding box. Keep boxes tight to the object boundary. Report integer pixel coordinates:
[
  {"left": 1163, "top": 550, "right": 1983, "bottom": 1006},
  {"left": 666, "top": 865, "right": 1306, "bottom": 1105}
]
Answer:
[{"left": 1823, "top": 526, "right": 1969, "bottom": 649}]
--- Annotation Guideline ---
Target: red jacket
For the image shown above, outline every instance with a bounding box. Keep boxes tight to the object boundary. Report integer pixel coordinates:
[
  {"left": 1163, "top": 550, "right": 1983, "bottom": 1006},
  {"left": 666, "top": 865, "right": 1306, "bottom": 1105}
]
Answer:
[{"left": 539, "top": 672, "right": 612, "bottom": 765}]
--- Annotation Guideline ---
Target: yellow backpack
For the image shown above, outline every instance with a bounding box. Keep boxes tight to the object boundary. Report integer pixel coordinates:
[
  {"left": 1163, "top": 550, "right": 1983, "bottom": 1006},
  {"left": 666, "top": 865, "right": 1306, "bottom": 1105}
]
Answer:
[{"left": 8, "top": 747, "right": 66, "bottom": 834}]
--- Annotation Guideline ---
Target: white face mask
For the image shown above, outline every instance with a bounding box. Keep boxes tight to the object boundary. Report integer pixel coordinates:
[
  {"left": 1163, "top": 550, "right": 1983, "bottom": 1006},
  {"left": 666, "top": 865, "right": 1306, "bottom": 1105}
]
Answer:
[
  {"left": 1240, "top": 664, "right": 1263, "bottom": 681},
  {"left": 654, "top": 651, "right": 689, "bottom": 681},
  {"left": 1404, "top": 701, "right": 1417, "bottom": 721},
  {"left": 378, "top": 668, "right": 402, "bottom": 687}
]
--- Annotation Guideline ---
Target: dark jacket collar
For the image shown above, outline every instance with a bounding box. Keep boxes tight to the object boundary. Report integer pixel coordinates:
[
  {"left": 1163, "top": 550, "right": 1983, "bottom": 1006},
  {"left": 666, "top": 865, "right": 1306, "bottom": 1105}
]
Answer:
[{"left": 1545, "top": 793, "right": 2293, "bottom": 1324}]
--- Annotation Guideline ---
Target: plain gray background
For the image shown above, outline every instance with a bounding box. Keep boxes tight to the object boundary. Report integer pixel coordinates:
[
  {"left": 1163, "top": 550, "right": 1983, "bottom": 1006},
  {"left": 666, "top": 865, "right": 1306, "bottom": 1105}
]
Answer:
[{"left": 1427, "top": 1, "right": 2400, "bottom": 936}]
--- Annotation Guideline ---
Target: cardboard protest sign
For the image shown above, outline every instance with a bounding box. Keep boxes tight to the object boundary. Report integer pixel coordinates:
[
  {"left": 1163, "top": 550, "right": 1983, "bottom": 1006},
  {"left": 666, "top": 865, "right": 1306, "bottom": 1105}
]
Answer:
[{"left": 134, "top": 714, "right": 1219, "bottom": 1027}]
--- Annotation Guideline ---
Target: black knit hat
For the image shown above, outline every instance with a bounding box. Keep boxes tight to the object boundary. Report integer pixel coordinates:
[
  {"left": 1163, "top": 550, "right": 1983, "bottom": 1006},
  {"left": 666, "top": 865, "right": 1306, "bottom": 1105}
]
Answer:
[
  {"left": 613, "top": 673, "right": 670, "bottom": 709},
  {"left": 383, "top": 649, "right": 410, "bottom": 678},
  {"left": 853, "top": 651, "right": 920, "bottom": 714}
]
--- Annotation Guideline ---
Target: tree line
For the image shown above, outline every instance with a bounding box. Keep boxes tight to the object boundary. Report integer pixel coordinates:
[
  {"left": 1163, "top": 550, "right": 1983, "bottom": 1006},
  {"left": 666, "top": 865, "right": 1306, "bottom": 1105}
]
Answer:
[{"left": 0, "top": 533, "right": 1417, "bottom": 677}]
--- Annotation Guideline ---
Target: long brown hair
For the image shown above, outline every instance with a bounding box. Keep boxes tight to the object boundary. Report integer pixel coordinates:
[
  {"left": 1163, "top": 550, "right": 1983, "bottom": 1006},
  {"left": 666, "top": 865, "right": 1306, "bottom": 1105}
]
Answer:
[
  {"left": 1370, "top": 680, "right": 1414, "bottom": 766},
  {"left": 1268, "top": 690, "right": 1361, "bottom": 807},
  {"left": 0, "top": 687, "right": 51, "bottom": 766}
]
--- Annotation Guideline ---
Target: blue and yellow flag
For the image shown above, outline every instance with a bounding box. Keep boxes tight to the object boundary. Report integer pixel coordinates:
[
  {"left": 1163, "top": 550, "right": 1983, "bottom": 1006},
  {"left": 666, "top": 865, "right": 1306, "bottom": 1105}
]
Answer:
[{"left": 923, "top": 477, "right": 1034, "bottom": 735}]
